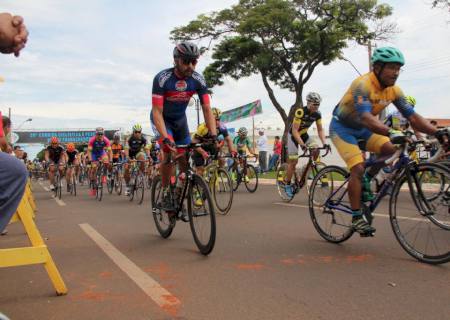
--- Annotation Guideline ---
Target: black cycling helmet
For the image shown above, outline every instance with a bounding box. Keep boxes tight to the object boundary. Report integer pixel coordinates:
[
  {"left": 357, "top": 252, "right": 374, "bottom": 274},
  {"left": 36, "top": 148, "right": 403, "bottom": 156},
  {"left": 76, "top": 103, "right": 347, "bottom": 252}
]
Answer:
[{"left": 173, "top": 41, "right": 200, "bottom": 59}]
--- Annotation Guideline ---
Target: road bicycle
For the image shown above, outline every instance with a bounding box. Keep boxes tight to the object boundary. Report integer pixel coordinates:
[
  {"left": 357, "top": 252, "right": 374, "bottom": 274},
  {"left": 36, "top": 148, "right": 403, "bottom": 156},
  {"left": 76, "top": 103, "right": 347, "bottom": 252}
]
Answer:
[
  {"left": 107, "top": 162, "right": 123, "bottom": 195},
  {"left": 151, "top": 143, "right": 216, "bottom": 255},
  {"left": 91, "top": 161, "right": 108, "bottom": 202},
  {"left": 308, "top": 132, "right": 450, "bottom": 264},
  {"left": 66, "top": 164, "right": 77, "bottom": 196},
  {"left": 276, "top": 145, "right": 330, "bottom": 202},
  {"left": 228, "top": 154, "right": 258, "bottom": 193},
  {"left": 127, "top": 159, "right": 146, "bottom": 204},
  {"left": 203, "top": 153, "right": 233, "bottom": 215}
]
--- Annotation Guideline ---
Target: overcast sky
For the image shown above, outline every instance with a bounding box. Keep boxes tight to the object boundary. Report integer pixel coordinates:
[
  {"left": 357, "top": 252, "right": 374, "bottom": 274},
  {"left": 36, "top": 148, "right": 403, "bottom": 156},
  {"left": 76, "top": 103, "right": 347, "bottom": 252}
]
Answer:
[{"left": 0, "top": 0, "right": 449, "bottom": 134}]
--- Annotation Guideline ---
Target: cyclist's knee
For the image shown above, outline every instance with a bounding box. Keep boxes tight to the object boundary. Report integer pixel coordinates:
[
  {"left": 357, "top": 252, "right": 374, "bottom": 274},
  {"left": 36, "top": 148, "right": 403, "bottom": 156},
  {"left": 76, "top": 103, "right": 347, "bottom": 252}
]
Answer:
[{"left": 350, "top": 163, "right": 365, "bottom": 178}]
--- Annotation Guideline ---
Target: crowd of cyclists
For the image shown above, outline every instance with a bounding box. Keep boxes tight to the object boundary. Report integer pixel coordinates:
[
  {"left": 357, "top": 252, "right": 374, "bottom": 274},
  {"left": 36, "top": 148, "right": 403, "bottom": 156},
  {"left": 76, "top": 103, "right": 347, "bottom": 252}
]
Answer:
[{"left": 22, "top": 41, "right": 450, "bottom": 263}]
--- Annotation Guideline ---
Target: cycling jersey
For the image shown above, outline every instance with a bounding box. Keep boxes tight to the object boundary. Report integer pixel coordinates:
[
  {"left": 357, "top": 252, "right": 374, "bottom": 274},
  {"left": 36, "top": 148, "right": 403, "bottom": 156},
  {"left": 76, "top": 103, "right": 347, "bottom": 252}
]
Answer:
[
  {"left": 88, "top": 136, "right": 111, "bottom": 154},
  {"left": 46, "top": 145, "right": 65, "bottom": 163},
  {"left": 233, "top": 136, "right": 251, "bottom": 153},
  {"left": 66, "top": 150, "right": 78, "bottom": 165},
  {"left": 126, "top": 136, "right": 148, "bottom": 159},
  {"left": 111, "top": 143, "right": 123, "bottom": 160},
  {"left": 149, "top": 143, "right": 160, "bottom": 159},
  {"left": 194, "top": 122, "right": 229, "bottom": 141},
  {"left": 332, "top": 72, "right": 415, "bottom": 129},
  {"left": 290, "top": 107, "right": 322, "bottom": 136},
  {"left": 330, "top": 72, "right": 415, "bottom": 169},
  {"left": 151, "top": 67, "right": 210, "bottom": 145}
]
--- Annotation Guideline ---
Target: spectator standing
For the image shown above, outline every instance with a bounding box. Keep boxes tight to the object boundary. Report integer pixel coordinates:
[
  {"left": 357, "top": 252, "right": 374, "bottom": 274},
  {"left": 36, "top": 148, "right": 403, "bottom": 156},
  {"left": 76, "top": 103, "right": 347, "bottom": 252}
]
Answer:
[
  {"left": 269, "top": 136, "right": 282, "bottom": 171},
  {"left": 257, "top": 128, "right": 269, "bottom": 173}
]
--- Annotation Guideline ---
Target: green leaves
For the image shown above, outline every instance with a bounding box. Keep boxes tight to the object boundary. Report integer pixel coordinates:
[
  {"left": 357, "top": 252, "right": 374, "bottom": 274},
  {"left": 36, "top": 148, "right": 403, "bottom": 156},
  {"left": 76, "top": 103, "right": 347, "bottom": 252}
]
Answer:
[{"left": 171, "top": 0, "right": 394, "bottom": 118}]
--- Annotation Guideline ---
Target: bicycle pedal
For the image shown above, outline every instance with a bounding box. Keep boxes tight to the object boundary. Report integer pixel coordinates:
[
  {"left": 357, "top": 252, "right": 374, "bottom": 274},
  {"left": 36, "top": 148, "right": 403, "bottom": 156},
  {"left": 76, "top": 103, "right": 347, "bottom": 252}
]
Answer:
[{"left": 359, "top": 231, "right": 375, "bottom": 238}]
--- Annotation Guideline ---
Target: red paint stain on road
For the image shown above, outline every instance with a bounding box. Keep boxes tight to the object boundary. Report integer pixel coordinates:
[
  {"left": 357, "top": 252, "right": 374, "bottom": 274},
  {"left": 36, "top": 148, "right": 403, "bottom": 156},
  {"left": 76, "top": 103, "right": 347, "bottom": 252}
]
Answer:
[
  {"left": 346, "top": 254, "right": 373, "bottom": 263},
  {"left": 161, "top": 294, "right": 181, "bottom": 317},
  {"left": 236, "top": 263, "right": 265, "bottom": 270},
  {"left": 281, "top": 259, "right": 296, "bottom": 265},
  {"left": 99, "top": 271, "right": 113, "bottom": 279},
  {"left": 316, "top": 256, "right": 334, "bottom": 263},
  {"left": 145, "top": 262, "right": 179, "bottom": 280},
  {"left": 79, "top": 291, "right": 108, "bottom": 302}
]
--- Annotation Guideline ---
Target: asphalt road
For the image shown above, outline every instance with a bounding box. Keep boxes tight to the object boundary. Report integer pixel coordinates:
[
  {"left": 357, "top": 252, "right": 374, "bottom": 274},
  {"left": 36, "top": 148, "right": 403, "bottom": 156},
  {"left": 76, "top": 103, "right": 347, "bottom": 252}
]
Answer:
[{"left": 1, "top": 180, "right": 449, "bottom": 320}]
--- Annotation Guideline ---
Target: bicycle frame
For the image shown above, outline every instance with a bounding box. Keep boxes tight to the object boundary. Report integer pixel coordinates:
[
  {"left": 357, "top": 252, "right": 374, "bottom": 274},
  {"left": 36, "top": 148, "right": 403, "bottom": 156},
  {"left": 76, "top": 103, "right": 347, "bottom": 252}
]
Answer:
[{"left": 295, "top": 147, "right": 330, "bottom": 188}]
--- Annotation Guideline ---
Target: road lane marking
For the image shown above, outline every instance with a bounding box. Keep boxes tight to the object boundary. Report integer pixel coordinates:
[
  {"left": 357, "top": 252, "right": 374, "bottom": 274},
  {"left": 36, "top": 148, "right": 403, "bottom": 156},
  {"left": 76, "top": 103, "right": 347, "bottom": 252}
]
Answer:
[
  {"left": 38, "top": 181, "right": 50, "bottom": 192},
  {"left": 273, "top": 202, "right": 446, "bottom": 223},
  {"left": 79, "top": 223, "right": 181, "bottom": 315}
]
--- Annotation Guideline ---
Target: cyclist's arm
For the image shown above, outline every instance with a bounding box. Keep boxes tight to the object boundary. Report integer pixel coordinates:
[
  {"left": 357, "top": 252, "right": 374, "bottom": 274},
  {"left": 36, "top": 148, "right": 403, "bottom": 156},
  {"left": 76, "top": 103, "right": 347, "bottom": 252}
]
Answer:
[
  {"left": 315, "top": 119, "right": 326, "bottom": 145},
  {"left": 225, "top": 135, "right": 235, "bottom": 153},
  {"left": 152, "top": 74, "right": 170, "bottom": 140},
  {"left": 408, "top": 113, "right": 437, "bottom": 136},
  {"left": 247, "top": 139, "right": 256, "bottom": 155},
  {"left": 44, "top": 149, "right": 49, "bottom": 162}
]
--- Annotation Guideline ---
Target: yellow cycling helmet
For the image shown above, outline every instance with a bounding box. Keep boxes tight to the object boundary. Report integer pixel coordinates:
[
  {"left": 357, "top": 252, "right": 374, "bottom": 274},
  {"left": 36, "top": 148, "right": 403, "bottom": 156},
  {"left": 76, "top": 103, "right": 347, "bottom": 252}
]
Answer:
[{"left": 212, "top": 107, "right": 222, "bottom": 120}]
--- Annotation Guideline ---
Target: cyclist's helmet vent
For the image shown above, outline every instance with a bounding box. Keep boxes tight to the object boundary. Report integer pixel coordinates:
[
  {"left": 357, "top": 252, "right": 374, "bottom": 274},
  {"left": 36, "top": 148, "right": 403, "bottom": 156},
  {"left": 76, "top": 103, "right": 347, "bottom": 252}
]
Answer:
[
  {"left": 371, "top": 47, "right": 405, "bottom": 66},
  {"left": 173, "top": 41, "right": 200, "bottom": 59}
]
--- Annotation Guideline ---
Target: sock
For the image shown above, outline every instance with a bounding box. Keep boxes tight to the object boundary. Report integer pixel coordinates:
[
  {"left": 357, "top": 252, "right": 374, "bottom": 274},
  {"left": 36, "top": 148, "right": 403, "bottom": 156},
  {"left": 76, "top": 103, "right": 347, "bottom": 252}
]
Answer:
[{"left": 352, "top": 209, "right": 362, "bottom": 218}]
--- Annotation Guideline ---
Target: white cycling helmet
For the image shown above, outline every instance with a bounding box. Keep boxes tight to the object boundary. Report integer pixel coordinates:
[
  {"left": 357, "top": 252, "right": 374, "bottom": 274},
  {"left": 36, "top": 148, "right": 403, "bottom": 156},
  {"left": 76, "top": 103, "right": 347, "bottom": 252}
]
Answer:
[{"left": 306, "top": 92, "right": 322, "bottom": 105}]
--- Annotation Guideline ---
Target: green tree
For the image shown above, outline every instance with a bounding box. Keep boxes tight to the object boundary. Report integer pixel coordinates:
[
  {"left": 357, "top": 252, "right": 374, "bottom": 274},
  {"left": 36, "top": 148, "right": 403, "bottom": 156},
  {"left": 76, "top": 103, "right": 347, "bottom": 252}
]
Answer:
[
  {"left": 171, "top": 0, "right": 395, "bottom": 139},
  {"left": 36, "top": 148, "right": 46, "bottom": 161},
  {"left": 432, "top": 0, "right": 450, "bottom": 9}
]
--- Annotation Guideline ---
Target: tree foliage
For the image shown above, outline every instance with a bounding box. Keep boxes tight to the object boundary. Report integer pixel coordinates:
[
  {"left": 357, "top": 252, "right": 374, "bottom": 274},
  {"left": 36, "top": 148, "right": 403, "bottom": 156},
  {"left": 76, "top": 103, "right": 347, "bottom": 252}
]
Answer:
[{"left": 171, "top": 0, "right": 395, "bottom": 125}]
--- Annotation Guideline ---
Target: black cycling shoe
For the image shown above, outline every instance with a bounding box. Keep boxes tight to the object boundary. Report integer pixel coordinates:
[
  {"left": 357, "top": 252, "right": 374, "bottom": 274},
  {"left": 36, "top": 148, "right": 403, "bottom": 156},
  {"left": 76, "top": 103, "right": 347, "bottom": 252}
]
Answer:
[{"left": 352, "top": 215, "right": 376, "bottom": 236}]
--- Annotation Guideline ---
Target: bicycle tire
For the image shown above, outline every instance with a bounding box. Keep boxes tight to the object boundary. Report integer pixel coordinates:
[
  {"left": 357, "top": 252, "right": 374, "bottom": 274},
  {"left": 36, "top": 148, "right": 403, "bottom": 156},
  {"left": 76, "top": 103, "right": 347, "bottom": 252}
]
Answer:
[
  {"left": 107, "top": 175, "right": 114, "bottom": 194},
  {"left": 57, "top": 174, "right": 62, "bottom": 199},
  {"left": 305, "top": 162, "right": 327, "bottom": 195},
  {"left": 244, "top": 164, "right": 258, "bottom": 193},
  {"left": 187, "top": 174, "right": 216, "bottom": 255},
  {"left": 276, "top": 163, "right": 294, "bottom": 202},
  {"left": 96, "top": 172, "right": 103, "bottom": 201},
  {"left": 115, "top": 171, "right": 123, "bottom": 195},
  {"left": 72, "top": 175, "right": 77, "bottom": 196},
  {"left": 309, "top": 165, "right": 354, "bottom": 243},
  {"left": 136, "top": 174, "right": 145, "bottom": 205},
  {"left": 211, "top": 168, "right": 233, "bottom": 215},
  {"left": 54, "top": 173, "right": 59, "bottom": 198},
  {"left": 229, "top": 167, "right": 240, "bottom": 191},
  {"left": 390, "top": 162, "right": 450, "bottom": 264},
  {"left": 151, "top": 175, "right": 174, "bottom": 238}
]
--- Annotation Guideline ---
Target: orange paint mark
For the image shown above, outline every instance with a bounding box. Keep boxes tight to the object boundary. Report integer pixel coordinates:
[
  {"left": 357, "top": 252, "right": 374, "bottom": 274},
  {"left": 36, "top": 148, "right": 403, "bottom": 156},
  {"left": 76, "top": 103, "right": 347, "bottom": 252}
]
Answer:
[
  {"left": 236, "top": 263, "right": 265, "bottom": 270},
  {"left": 161, "top": 294, "right": 181, "bottom": 317},
  {"left": 317, "top": 256, "right": 334, "bottom": 263},
  {"left": 99, "top": 271, "right": 113, "bottom": 279},
  {"left": 346, "top": 254, "right": 373, "bottom": 263},
  {"left": 145, "top": 262, "right": 178, "bottom": 280},
  {"left": 79, "top": 291, "right": 108, "bottom": 302},
  {"left": 281, "top": 259, "right": 295, "bottom": 265}
]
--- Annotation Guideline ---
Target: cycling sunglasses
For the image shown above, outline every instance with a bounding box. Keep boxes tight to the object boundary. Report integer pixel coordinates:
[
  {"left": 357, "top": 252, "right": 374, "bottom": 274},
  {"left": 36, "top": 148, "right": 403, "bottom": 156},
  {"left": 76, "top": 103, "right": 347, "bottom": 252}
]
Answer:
[{"left": 181, "top": 58, "right": 198, "bottom": 66}]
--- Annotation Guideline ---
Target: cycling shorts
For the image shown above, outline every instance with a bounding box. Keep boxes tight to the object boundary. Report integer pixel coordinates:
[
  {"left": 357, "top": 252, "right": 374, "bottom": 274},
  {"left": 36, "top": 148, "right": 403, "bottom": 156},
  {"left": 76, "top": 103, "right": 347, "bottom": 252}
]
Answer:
[
  {"left": 329, "top": 118, "right": 390, "bottom": 169},
  {"left": 151, "top": 114, "right": 191, "bottom": 147},
  {"left": 287, "top": 132, "right": 310, "bottom": 160},
  {"left": 92, "top": 152, "right": 108, "bottom": 162}
]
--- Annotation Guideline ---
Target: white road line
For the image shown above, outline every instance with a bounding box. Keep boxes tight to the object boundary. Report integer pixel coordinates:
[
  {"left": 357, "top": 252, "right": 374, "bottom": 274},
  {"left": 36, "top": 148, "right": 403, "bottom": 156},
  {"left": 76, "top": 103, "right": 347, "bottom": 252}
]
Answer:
[
  {"left": 38, "top": 181, "right": 50, "bottom": 192},
  {"left": 54, "top": 198, "right": 66, "bottom": 206},
  {"left": 273, "top": 202, "right": 445, "bottom": 223},
  {"left": 79, "top": 223, "right": 181, "bottom": 312}
]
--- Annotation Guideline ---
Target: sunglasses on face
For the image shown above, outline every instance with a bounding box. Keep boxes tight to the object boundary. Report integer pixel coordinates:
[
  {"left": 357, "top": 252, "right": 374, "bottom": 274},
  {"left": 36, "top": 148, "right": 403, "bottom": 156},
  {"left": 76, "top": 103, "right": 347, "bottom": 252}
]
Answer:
[
  {"left": 134, "top": 131, "right": 142, "bottom": 134},
  {"left": 96, "top": 133, "right": 104, "bottom": 136},
  {"left": 181, "top": 58, "right": 198, "bottom": 66}
]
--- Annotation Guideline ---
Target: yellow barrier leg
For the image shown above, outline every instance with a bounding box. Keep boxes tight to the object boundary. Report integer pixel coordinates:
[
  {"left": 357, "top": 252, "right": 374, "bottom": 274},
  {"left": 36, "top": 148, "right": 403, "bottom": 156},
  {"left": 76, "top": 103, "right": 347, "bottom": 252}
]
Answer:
[{"left": 0, "top": 197, "right": 68, "bottom": 295}]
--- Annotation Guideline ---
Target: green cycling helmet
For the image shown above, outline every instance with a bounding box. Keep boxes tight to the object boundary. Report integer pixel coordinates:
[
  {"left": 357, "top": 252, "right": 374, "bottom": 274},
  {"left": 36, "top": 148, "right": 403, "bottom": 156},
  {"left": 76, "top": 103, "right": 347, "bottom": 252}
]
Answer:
[
  {"left": 405, "top": 95, "right": 416, "bottom": 107},
  {"left": 371, "top": 47, "right": 405, "bottom": 66},
  {"left": 132, "top": 123, "right": 142, "bottom": 132}
]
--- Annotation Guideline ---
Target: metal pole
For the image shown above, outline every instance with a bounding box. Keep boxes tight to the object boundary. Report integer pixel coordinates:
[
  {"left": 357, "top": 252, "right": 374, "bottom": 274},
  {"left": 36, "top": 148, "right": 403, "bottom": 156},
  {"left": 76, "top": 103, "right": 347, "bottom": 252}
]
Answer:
[
  {"left": 8, "top": 107, "right": 11, "bottom": 119},
  {"left": 368, "top": 41, "right": 373, "bottom": 72},
  {"left": 252, "top": 116, "right": 255, "bottom": 149}
]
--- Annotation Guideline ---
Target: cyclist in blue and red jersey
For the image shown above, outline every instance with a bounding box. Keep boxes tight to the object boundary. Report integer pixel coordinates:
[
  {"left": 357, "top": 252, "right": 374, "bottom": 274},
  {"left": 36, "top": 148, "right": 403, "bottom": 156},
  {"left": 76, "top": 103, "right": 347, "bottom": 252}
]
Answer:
[
  {"left": 87, "top": 127, "right": 112, "bottom": 195},
  {"left": 151, "top": 41, "right": 217, "bottom": 208}
]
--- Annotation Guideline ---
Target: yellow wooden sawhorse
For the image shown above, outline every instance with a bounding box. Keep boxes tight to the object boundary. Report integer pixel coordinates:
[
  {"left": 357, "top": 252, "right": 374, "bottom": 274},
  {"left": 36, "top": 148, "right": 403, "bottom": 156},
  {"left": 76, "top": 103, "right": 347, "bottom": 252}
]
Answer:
[{"left": 0, "top": 183, "right": 68, "bottom": 295}]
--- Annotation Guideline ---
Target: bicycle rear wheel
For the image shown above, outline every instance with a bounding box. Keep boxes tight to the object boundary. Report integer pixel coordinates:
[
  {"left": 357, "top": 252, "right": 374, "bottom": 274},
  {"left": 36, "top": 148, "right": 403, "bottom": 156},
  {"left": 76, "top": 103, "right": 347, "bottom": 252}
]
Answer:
[
  {"left": 390, "top": 162, "right": 450, "bottom": 264},
  {"left": 211, "top": 168, "right": 233, "bottom": 215},
  {"left": 151, "top": 175, "right": 174, "bottom": 238},
  {"left": 244, "top": 164, "right": 258, "bottom": 193},
  {"left": 309, "top": 165, "right": 353, "bottom": 243},
  {"left": 136, "top": 174, "right": 145, "bottom": 205},
  {"left": 107, "top": 175, "right": 114, "bottom": 194},
  {"left": 187, "top": 174, "right": 216, "bottom": 255},
  {"left": 305, "top": 162, "right": 327, "bottom": 195}
]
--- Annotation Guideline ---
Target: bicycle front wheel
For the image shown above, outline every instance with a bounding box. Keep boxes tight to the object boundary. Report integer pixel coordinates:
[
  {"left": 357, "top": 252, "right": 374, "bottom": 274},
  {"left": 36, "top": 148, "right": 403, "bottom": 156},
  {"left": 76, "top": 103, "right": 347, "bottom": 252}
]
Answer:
[
  {"left": 96, "top": 173, "right": 103, "bottom": 201},
  {"left": 305, "top": 162, "right": 327, "bottom": 195},
  {"left": 211, "top": 168, "right": 233, "bottom": 215},
  {"left": 187, "top": 174, "right": 216, "bottom": 255},
  {"left": 244, "top": 164, "right": 258, "bottom": 193},
  {"left": 229, "top": 167, "right": 240, "bottom": 191},
  {"left": 309, "top": 165, "right": 353, "bottom": 243},
  {"left": 136, "top": 174, "right": 145, "bottom": 205},
  {"left": 151, "top": 175, "right": 174, "bottom": 238},
  {"left": 390, "top": 162, "right": 450, "bottom": 264}
]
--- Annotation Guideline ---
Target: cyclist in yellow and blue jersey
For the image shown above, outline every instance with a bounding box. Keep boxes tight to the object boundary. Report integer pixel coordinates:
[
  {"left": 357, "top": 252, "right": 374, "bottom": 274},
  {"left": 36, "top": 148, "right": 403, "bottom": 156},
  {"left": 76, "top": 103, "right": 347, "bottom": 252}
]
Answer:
[
  {"left": 330, "top": 47, "right": 444, "bottom": 235},
  {"left": 191, "top": 108, "right": 237, "bottom": 177}
]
